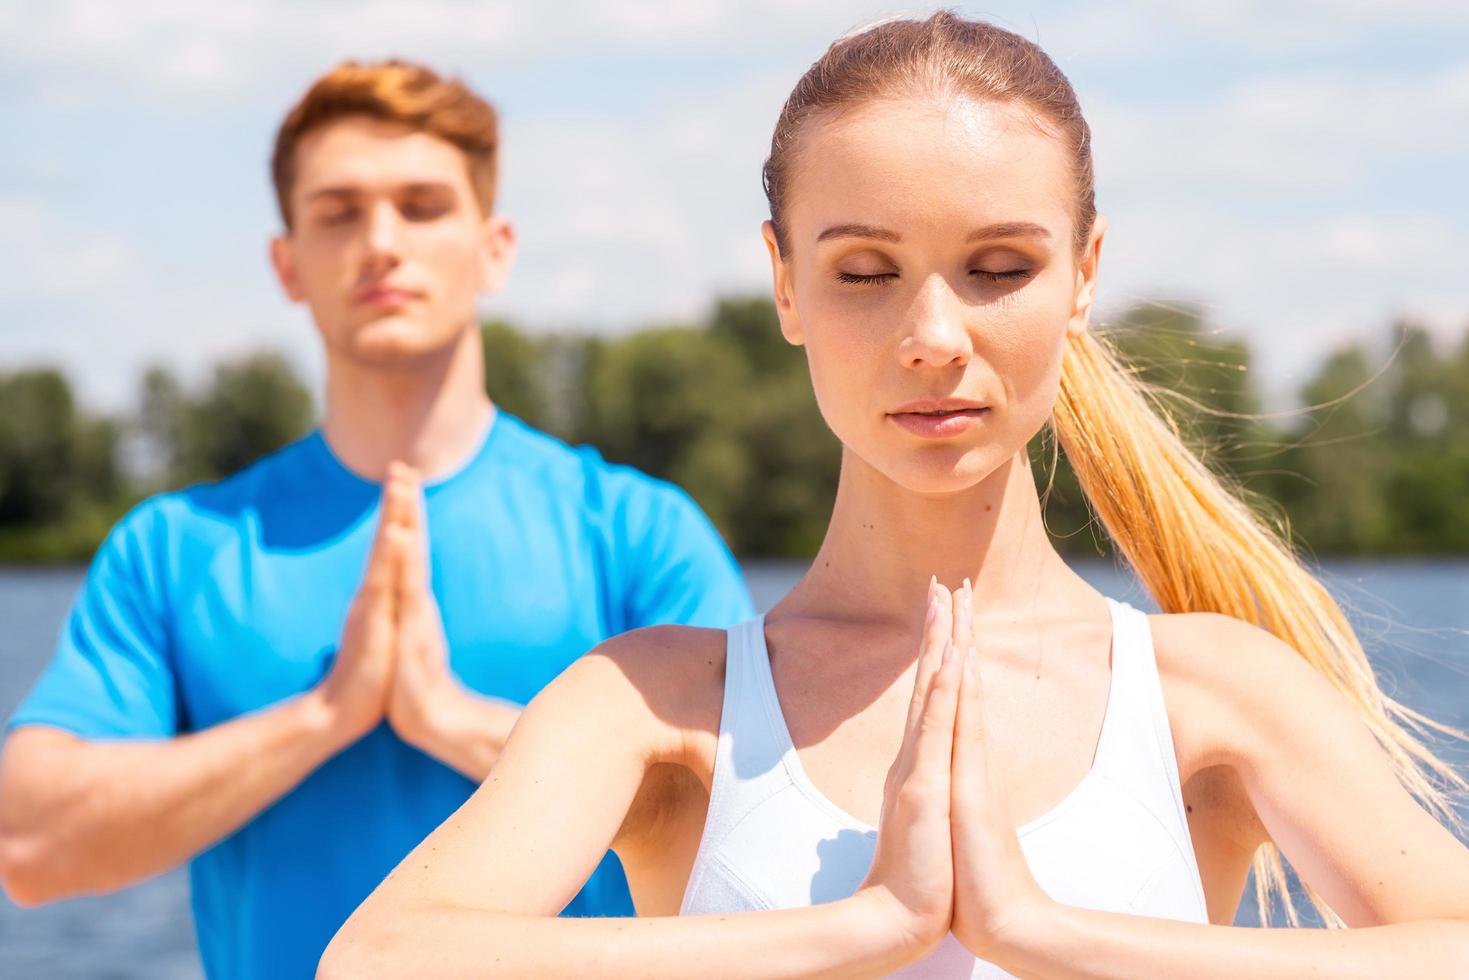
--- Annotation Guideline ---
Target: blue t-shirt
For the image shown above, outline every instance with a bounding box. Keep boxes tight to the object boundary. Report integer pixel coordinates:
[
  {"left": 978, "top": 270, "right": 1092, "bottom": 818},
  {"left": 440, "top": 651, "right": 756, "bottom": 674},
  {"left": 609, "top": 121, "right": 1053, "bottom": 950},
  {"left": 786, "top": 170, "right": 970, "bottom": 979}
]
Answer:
[{"left": 7, "top": 411, "right": 753, "bottom": 979}]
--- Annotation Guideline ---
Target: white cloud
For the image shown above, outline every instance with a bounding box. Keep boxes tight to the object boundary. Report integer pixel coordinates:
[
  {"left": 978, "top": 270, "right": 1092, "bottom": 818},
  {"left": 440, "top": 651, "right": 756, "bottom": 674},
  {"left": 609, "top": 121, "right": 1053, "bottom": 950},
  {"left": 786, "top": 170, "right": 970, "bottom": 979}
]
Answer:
[
  {"left": 1089, "top": 64, "right": 1469, "bottom": 198},
  {"left": 1137, "top": 0, "right": 1469, "bottom": 50},
  {"left": 1096, "top": 196, "right": 1469, "bottom": 405},
  {"left": 5, "top": 0, "right": 1467, "bottom": 106},
  {"left": 0, "top": 199, "right": 136, "bottom": 297},
  {"left": 493, "top": 69, "right": 789, "bottom": 329},
  {"left": 0, "top": 194, "right": 316, "bottom": 410},
  {"left": 4, "top": 0, "right": 1466, "bottom": 416},
  {"left": 0, "top": 0, "right": 886, "bottom": 104}
]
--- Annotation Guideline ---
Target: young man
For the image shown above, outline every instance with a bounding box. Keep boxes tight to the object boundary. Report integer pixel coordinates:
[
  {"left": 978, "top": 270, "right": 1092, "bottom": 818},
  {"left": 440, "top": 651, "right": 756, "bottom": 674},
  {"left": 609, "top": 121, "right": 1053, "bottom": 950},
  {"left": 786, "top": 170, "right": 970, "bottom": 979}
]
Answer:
[{"left": 0, "top": 61, "right": 753, "bottom": 978}]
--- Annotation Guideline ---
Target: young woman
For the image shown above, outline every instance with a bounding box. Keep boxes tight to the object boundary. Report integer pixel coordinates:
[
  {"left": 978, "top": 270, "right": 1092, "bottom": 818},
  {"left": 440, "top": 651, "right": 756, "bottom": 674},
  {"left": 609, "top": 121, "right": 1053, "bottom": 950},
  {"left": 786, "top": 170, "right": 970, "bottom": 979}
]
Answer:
[{"left": 321, "top": 12, "right": 1469, "bottom": 977}]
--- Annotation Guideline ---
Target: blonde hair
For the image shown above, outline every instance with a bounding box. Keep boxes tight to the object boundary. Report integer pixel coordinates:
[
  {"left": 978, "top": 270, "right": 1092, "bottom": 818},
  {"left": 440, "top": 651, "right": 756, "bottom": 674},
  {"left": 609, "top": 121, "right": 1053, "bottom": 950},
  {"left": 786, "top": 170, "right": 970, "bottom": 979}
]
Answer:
[{"left": 764, "top": 9, "right": 1468, "bottom": 927}]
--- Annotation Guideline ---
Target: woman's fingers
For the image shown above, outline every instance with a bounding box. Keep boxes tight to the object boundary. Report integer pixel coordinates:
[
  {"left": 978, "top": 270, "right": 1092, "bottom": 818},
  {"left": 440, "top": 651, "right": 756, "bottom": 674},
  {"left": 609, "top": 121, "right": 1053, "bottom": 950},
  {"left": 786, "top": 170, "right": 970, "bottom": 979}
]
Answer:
[
  {"left": 909, "top": 628, "right": 965, "bottom": 791},
  {"left": 952, "top": 577, "right": 974, "bottom": 656},
  {"left": 951, "top": 626, "right": 990, "bottom": 799},
  {"left": 904, "top": 578, "right": 953, "bottom": 738},
  {"left": 951, "top": 579, "right": 1001, "bottom": 816}
]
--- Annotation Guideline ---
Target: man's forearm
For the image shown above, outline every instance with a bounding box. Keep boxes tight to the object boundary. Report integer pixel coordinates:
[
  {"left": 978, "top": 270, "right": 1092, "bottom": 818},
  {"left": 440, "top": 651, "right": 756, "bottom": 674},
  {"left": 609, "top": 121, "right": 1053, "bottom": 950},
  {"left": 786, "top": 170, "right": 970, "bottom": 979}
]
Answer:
[
  {"left": 0, "top": 691, "right": 353, "bottom": 905},
  {"left": 399, "top": 690, "right": 520, "bottom": 782}
]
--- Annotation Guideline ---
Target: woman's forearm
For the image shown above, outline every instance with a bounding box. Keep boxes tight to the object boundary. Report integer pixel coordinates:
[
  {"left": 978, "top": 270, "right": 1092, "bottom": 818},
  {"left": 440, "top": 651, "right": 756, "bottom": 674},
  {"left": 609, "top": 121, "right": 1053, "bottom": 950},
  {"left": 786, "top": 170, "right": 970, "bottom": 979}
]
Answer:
[
  {"left": 992, "top": 901, "right": 1469, "bottom": 979},
  {"left": 320, "top": 888, "right": 928, "bottom": 980}
]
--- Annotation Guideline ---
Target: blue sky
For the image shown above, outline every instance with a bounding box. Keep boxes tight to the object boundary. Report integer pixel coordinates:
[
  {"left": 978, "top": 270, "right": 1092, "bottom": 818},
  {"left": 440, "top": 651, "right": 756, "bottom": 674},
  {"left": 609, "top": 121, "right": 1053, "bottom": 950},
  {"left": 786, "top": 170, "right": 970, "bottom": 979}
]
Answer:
[{"left": 3, "top": 0, "right": 1467, "bottom": 412}]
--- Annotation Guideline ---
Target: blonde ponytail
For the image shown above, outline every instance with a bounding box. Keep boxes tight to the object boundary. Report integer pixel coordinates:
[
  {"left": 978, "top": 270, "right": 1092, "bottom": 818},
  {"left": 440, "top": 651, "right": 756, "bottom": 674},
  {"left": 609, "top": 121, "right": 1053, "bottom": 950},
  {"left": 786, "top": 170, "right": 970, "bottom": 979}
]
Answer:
[{"left": 1052, "top": 326, "right": 1469, "bottom": 927}]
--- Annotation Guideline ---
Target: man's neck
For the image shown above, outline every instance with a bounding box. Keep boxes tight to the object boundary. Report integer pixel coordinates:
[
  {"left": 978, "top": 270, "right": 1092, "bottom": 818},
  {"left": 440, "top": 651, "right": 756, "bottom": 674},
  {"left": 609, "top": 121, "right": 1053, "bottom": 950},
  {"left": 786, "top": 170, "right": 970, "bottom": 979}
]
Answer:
[{"left": 320, "top": 327, "right": 495, "bottom": 484}]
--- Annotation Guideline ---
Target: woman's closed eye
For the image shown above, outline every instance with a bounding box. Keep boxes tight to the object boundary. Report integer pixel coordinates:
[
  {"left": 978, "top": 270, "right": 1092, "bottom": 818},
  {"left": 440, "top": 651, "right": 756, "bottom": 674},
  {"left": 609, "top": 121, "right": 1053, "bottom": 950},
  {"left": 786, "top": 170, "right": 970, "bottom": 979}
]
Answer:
[
  {"left": 833, "top": 268, "right": 1035, "bottom": 286},
  {"left": 835, "top": 270, "right": 897, "bottom": 285},
  {"left": 974, "top": 267, "right": 1034, "bottom": 283}
]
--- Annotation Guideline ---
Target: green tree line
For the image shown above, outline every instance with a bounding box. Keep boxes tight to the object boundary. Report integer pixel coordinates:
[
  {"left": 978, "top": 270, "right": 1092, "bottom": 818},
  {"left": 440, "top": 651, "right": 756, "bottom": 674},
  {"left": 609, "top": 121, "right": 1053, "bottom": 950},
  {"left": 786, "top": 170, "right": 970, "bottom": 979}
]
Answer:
[{"left": 3, "top": 297, "right": 1466, "bottom": 562}]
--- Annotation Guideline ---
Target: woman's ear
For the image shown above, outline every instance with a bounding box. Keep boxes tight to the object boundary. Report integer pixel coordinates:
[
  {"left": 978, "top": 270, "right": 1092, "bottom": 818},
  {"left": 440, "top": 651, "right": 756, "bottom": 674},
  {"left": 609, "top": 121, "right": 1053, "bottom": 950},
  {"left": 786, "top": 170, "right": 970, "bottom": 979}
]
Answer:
[
  {"left": 1067, "top": 214, "right": 1107, "bottom": 338},
  {"left": 762, "top": 220, "right": 804, "bottom": 347}
]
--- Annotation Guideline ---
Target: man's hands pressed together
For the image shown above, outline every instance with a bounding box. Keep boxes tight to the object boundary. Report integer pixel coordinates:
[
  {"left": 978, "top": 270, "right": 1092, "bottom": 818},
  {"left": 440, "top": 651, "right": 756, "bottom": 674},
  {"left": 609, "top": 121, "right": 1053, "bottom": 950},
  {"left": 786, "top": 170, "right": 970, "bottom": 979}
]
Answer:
[{"left": 314, "top": 462, "right": 521, "bottom": 780}]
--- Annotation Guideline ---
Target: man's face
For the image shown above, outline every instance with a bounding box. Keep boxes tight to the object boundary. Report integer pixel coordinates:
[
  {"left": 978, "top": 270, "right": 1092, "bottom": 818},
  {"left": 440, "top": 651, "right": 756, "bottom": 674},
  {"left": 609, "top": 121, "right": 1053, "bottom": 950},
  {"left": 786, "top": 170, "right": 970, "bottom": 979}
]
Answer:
[{"left": 270, "top": 115, "right": 514, "bottom": 368}]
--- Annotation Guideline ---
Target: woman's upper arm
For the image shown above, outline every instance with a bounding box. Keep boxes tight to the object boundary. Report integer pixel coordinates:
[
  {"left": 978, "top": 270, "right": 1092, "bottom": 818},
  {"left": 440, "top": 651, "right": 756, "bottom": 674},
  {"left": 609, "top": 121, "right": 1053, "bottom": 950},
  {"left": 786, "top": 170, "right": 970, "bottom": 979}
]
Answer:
[
  {"left": 1182, "top": 613, "right": 1469, "bottom": 927},
  {"left": 366, "top": 627, "right": 700, "bottom": 919}
]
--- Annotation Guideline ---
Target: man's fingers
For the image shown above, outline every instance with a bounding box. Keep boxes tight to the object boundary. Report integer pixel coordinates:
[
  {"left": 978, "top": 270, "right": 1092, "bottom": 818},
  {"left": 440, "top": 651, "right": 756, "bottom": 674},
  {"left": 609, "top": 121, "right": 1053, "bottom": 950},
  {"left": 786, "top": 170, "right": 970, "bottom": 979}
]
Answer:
[
  {"left": 366, "top": 469, "right": 410, "bottom": 562},
  {"left": 399, "top": 488, "right": 432, "bottom": 598},
  {"left": 394, "top": 463, "right": 425, "bottom": 531},
  {"left": 382, "top": 463, "right": 430, "bottom": 595},
  {"left": 362, "top": 519, "right": 402, "bottom": 597},
  {"left": 383, "top": 466, "right": 419, "bottom": 527},
  {"left": 362, "top": 463, "right": 424, "bottom": 591}
]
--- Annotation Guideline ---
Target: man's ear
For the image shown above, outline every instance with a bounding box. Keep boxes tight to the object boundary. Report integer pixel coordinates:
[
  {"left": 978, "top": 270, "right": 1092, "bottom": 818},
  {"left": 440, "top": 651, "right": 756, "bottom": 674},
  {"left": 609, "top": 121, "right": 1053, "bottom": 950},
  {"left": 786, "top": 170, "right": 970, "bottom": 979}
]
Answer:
[
  {"left": 269, "top": 235, "right": 305, "bottom": 303},
  {"left": 477, "top": 215, "right": 517, "bottom": 294},
  {"left": 762, "top": 220, "right": 803, "bottom": 347},
  {"left": 1067, "top": 213, "right": 1107, "bottom": 338}
]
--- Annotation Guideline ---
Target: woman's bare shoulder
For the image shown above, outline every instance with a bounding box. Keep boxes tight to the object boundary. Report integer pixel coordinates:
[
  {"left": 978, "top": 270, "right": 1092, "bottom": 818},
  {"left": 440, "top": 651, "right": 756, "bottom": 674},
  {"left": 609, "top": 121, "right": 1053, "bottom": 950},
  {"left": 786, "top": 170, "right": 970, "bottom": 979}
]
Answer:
[
  {"left": 540, "top": 624, "right": 730, "bottom": 765},
  {"left": 1147, "top": 609, "right": 1356, "bottom": 773}
]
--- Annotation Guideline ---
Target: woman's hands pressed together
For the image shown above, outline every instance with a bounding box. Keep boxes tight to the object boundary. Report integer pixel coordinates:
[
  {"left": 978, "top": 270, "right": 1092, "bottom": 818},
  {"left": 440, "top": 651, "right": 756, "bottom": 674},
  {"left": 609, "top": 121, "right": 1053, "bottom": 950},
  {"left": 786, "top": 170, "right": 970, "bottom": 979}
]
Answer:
[
  {"left": 859, "top": 577, "right": 1058, "bottom": 970},
  {"left": 856, "top": 577, "right": 963, "bottom": 960},
  {"left": 946, "top": 579, "right": 1057, "bottom": 962}
]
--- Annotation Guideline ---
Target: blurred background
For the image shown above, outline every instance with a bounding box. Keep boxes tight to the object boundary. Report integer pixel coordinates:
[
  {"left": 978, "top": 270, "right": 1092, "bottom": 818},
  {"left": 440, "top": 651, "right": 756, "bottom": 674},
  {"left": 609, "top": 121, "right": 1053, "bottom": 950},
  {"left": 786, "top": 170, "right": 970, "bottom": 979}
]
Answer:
[{"left": 2, "top": 1, "right": 1467, "bottom": 976}]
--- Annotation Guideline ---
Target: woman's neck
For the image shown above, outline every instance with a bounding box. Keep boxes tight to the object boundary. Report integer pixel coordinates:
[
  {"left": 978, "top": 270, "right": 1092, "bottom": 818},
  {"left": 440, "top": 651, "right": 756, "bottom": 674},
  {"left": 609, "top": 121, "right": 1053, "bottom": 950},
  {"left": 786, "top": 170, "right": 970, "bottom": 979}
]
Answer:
[
  {"left": 320, "top": 326, "right": 494, "bottom": 484},
  {"left": 783, "top": 446, "right": 1083, "bottom": 627}
]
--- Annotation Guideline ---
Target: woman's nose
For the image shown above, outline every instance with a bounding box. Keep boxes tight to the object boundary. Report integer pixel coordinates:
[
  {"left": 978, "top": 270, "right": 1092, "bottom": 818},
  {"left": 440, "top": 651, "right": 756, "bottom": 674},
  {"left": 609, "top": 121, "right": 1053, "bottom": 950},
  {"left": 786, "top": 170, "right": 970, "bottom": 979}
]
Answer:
[{"left": 898, "top": 274, "right": 971, "bottom": 369}]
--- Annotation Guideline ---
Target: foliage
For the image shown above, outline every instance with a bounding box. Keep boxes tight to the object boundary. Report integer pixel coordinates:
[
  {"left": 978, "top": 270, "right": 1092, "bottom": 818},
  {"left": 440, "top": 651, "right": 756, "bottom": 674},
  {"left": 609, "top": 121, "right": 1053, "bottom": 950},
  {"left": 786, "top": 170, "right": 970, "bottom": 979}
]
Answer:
[
  {"left": 6, "top": 299, "right": 1469, "bottom": 562},
  {"left": 139, "top": 352, "right": 315, "bottom": 489}
]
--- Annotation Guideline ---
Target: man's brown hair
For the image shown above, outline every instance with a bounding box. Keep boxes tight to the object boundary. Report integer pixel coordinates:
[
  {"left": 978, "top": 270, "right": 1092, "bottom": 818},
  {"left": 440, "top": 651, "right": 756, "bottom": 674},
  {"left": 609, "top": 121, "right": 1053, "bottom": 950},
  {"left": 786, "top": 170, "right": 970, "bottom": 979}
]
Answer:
[{"left": 271, "top": 59, "right": 499, "bottom": 229}]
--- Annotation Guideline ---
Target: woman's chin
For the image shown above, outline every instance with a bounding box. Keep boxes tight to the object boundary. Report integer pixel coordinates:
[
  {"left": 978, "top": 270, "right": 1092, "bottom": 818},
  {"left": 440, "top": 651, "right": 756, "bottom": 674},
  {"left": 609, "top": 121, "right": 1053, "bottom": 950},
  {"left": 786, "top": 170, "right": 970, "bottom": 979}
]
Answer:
[{"left": 861, "top": 442, "right": 1008, "bottom": 498}]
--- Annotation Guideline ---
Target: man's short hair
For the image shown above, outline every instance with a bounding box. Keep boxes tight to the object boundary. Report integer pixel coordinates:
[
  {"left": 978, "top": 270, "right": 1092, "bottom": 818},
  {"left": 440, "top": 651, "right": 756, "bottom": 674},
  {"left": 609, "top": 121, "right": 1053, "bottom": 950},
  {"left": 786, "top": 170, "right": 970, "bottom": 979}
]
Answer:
[{"left": 271, "top": 59, "right": 499, "bottom": 230}]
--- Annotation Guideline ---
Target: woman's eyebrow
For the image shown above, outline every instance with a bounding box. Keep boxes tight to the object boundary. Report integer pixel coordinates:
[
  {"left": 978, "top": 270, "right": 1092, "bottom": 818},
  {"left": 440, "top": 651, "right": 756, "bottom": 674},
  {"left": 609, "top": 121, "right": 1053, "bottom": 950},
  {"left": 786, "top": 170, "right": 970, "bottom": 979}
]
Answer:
[
  {"left": 967, "top": 221, "right": 1050, "bottom": 242},
  {"left": 816, "top": 222, "right": 901, "bottom": 243},
  {"left": 815, "top": 221, "right": 1051, "bottom": 243}
]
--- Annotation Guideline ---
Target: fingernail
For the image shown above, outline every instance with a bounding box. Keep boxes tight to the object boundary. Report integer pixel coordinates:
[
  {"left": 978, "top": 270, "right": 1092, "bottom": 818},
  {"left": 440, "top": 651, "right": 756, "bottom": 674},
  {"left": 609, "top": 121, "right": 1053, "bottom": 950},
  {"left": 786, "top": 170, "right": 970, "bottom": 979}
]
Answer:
[{"left": 926, "top": 593, "right": 938, "bottom": 625}]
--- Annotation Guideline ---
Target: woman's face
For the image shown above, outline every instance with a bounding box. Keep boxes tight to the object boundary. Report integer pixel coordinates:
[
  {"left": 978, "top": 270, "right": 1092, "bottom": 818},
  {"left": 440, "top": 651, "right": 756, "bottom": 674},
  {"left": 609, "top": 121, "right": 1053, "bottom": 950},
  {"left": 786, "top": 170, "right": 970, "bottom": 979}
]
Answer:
[{"left": 765, "top": 94, "right": 1104, "bottom": 496}]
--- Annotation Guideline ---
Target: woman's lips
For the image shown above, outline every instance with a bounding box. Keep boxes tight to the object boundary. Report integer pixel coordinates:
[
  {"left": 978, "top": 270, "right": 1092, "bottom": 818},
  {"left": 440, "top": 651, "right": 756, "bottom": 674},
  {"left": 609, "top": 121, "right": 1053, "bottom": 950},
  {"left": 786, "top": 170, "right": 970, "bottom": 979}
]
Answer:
[{"left": 887, "top": 406, "right": 990, "bottom": 438}]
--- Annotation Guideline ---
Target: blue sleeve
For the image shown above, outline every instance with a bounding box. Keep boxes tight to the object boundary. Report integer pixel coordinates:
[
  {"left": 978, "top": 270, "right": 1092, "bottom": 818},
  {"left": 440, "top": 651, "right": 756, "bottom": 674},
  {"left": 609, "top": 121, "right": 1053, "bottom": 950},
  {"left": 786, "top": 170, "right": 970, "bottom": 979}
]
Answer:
[
  {"left": 614, "top": 479, "right": 754, "bottom": 631},
  {"left": 6, "top": 502, "right": 179, "bottom": 739}
]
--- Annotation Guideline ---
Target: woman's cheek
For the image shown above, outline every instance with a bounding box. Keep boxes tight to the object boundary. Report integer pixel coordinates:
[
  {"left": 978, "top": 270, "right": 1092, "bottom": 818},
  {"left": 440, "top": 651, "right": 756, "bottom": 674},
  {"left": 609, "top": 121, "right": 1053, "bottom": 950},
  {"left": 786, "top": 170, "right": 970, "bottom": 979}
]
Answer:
[
  {"left": 802, "top": 335, "right": 852, "bottom": 430},
  {"left": 1002, "top": 328, "right": 1070, "bottom": 442}
]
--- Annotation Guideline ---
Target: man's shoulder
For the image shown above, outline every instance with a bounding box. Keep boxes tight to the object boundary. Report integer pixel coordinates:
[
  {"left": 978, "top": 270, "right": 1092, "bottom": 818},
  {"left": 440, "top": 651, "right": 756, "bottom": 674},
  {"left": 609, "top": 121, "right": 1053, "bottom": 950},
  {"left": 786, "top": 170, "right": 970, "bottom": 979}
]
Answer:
[
  {"left": 493, "top": 414, "right": 694, "bottom": 515},
  {"left": 106, "top": 434, "right": 321, "bottom": 551}
]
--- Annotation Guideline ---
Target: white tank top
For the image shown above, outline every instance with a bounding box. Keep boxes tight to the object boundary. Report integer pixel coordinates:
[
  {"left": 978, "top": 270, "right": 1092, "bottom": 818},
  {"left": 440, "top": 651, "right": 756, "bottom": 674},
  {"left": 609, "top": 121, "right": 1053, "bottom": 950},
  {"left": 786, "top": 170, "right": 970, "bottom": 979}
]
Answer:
[{"left": 679, "top": 597, "right": 1209, "bottom": 977}]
